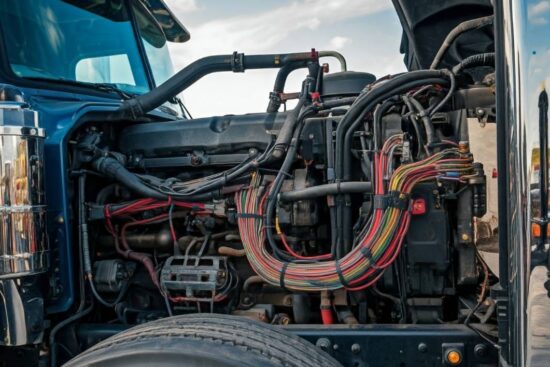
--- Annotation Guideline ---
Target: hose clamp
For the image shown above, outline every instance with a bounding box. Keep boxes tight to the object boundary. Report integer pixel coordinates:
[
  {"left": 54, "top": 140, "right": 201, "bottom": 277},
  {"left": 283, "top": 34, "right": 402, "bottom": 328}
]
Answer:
[{"left": 231, "top": 51, "right": 245, "bottom": 72}]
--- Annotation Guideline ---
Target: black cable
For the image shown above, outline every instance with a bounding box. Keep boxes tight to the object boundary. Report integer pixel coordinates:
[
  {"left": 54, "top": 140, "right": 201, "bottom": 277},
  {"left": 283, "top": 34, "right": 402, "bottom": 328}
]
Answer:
[
  {"left": 264, "top": 110, "right": 314, "bottom": 261},
  {"left": 408, "top": 96, "right": 438, "bottom": 149},
  {"left": 50, "top": 175, "right": 90, "bottom": 367},
  {"left": 452, "top": 52, "right": 495, "bottom": 74},
  {"left": 333, "top": 72, "right": 452, "bottom": 259},
  {"left": 430, "top": 15, "right": 494, "bottom": 70},
  {"left": 88, "top": 278, "right": 129, "bottom": 308},
  {"left": 402, "top": 96, "right": 426, "bottom": 158},
  {"left": 428, "top": 69, "right": 456, "bottom": 117},
  {"left": 340, "top": 76, "right": 450, "bottom": 180}
]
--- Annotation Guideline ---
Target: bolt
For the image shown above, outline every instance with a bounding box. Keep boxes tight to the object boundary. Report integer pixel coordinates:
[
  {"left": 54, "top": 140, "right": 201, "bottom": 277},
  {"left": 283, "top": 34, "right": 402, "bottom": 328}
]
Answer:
[
  {"left": 461, "top": 233, "right": 470, "bottom": 241},
  {"left": 474, "top": 344, "right": 488, "bottom": 358},
  {"left": 333, "top": 344, "right": 339, "bottom": 351},
  {"left": 418, "top": 343, "right": 428, "bottom": 353},
  {"left": 351, "top": 343, "right": 361, "bottom": 354},
  {"left": 476, "top": 108, "right": 485, "bottom": 117},
  {"left": 316, "top": 338, "right": 331, "bottom": 351},
  {"left": 56, "top": 215, "right": 64, "bottom": 224},
  {"left": 190, "top": 155, "right": 202, "bottom": 166}
]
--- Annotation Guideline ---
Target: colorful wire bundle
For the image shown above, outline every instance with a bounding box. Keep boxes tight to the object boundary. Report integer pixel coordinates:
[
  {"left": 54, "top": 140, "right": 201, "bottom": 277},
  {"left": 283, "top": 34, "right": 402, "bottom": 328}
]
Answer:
[{"left": 236, "top": 136, "right": 473, "bottom": 292}]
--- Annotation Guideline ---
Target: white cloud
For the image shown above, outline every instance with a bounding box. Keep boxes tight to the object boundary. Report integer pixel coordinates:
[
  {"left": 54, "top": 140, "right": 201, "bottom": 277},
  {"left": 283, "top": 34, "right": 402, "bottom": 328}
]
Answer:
[
  {"left": 528, "top": 0, "right": 550, "bottom": 25},
  {"left": 163, "top": 0, "right": 397, "bottom": 117},
  {"left": 166, "top": 0, "right": 391, "bottom": 67},
  {"left": 329, "top": 36, "right": 351, "bottom": 50},
  {"left": 166, "top": 0, "right": 198, "bottom": 14},
  {"left": 529, "top": 0, "right": 550, "bottom": 15}
]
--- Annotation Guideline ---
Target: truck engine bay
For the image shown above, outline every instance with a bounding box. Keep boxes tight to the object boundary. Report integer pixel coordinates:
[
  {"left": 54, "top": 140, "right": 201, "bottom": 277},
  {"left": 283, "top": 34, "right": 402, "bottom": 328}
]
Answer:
[
  {"left": 65, "top": 47, "right": 496, "bottom": 337},
  {"left": 0, "top": 0, "right": 507, "bottom": 364}
]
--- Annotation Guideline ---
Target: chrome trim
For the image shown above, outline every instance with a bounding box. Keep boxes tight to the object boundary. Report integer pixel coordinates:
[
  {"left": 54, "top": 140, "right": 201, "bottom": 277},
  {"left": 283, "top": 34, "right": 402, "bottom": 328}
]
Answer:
[
  {"left": 502, "top": 1, "right": 550, "bottom": 365},
  {"left": 0, "top": 110, "right": 48, "bottom": 278}
]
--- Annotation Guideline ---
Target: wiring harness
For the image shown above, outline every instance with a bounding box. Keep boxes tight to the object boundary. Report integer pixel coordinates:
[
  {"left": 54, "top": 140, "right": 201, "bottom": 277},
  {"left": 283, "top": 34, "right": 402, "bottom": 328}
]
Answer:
[{"left": 236, "top": 137, "right": 474, "bottom": 291}]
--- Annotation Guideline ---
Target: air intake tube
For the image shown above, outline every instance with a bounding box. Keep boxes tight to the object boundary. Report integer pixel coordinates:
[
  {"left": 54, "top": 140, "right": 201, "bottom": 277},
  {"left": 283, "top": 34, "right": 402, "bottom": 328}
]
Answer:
[{"left": 116, "top": 51, "right": 324, "bottom": 119}]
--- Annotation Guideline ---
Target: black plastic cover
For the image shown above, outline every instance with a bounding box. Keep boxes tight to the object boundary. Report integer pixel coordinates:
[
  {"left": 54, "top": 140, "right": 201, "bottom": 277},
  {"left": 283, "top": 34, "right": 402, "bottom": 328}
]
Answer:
[
  {"left": 322, "top": 71, "right": 376, "bottom": 97},
  {"left": 405, "top": 183, "right": 450, "bottom": 296},
  {"left": 119, "top": 112, "right": 287, "bottom": 157},
  {"left": 392, "top": 0, "right": 493, "bottom": 71}
]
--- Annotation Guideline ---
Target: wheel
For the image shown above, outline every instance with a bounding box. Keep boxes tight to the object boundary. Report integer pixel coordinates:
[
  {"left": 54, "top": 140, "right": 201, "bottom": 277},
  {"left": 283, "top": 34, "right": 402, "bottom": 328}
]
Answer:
[{"left": 64, "top": 313, "right": 343, "bottom": 367}]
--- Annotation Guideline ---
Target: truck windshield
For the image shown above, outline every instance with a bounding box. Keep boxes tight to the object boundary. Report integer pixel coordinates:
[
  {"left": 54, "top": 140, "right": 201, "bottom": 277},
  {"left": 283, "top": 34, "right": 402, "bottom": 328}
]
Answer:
[{"left": 0, "top": 0, "right": 172, "bottom": 95}]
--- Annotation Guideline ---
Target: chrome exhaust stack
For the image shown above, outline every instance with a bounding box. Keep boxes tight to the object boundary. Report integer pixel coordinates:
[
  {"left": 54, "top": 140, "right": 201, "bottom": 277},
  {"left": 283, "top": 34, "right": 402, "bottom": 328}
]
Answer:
[{"left": 0, "top": 85, "right": 47, "bottom": 346}]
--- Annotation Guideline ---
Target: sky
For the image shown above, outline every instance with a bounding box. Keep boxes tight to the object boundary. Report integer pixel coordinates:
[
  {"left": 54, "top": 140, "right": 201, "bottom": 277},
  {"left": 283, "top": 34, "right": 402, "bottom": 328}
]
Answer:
[{"left": 163, "top": 0, "right": 406, "bottom": 117}]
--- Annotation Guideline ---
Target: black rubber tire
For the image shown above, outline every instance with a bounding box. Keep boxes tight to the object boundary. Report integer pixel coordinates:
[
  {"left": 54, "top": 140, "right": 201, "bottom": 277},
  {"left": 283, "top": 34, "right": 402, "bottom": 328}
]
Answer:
[{"left": 64, "top": 314, "right": 342, "bottom": 367}]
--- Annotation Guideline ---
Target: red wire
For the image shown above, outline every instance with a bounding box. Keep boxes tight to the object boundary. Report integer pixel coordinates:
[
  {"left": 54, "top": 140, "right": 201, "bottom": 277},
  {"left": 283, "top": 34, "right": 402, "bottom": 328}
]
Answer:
[{"left": 279, "top": 232, "right": 332, "bottom": 261}]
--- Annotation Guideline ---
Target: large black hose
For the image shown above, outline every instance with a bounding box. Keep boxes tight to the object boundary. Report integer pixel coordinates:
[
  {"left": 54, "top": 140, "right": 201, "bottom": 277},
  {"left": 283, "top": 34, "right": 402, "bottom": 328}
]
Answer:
[
  {"left": 279, "top": 182, "right": 372, "bottom": 202},
  {"left": 92, "top": 157, "right": 167, "bottom": 199},
  {"left": 271, "top": 97, "right": 307, "bottom": 160},
  {"left": 430, "top": 15, "right": 494, "bottom": 70},
  {"left": 116, "top": 51, "right": 320, "bottom": 119},
  {"left": 92, "top": 157, "right": 223, "bottom": 200}
]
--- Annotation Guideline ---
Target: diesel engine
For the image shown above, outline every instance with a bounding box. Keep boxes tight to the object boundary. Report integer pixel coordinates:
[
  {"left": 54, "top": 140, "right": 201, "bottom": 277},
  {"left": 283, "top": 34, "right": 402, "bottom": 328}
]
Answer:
[{"left": 65, "top": 49, "right": 495, "bottom": 338}]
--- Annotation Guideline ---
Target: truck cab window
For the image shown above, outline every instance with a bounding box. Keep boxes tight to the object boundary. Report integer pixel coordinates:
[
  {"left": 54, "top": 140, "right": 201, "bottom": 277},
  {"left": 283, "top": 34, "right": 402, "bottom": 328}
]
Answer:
[
  {"left": 0, "top": 0, "right": 150, "bottom": 94},
  {"left": 76, "top": 54, "right": 136, "bottom": 85}
]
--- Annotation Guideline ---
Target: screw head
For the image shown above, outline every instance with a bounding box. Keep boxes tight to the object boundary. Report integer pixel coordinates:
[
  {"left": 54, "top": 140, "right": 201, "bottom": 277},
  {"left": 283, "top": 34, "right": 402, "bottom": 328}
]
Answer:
[{"left": 351, "top": 343, "right": 361, "bottom": 354}]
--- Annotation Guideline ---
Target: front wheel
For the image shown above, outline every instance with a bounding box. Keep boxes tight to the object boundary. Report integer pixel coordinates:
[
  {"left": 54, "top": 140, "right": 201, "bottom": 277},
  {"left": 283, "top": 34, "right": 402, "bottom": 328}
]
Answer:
[{"left": 64, "top": 313, "right": 343, "bottom": 367}]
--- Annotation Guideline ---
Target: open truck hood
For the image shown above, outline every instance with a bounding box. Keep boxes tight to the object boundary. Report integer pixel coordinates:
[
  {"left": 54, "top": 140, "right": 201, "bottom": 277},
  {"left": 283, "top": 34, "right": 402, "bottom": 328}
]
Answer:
[{"left": 392, "top": 0, "right": 494, "bottom": 71}]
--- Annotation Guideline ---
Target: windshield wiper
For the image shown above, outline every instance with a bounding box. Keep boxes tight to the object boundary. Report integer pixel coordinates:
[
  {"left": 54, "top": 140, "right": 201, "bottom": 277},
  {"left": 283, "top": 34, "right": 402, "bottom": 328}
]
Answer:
[{"left": 25, "top": 77, "right": 136, "bottom": 100}]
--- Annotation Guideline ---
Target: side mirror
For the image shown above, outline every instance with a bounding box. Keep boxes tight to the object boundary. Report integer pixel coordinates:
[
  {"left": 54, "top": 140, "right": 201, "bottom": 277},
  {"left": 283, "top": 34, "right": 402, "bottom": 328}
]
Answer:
[{"left": 132, "top": 1, "right": 167, "bottom": 49}]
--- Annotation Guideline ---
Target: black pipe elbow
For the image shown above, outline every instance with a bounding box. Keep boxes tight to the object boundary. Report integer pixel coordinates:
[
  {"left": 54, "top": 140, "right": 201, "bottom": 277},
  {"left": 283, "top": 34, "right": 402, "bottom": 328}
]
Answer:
[
  {"left": 116, "top": 51, "right": 322, "bottom": 120},
  {"left": 92, "top": 157, "right": 166, "bottom": 199}
]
